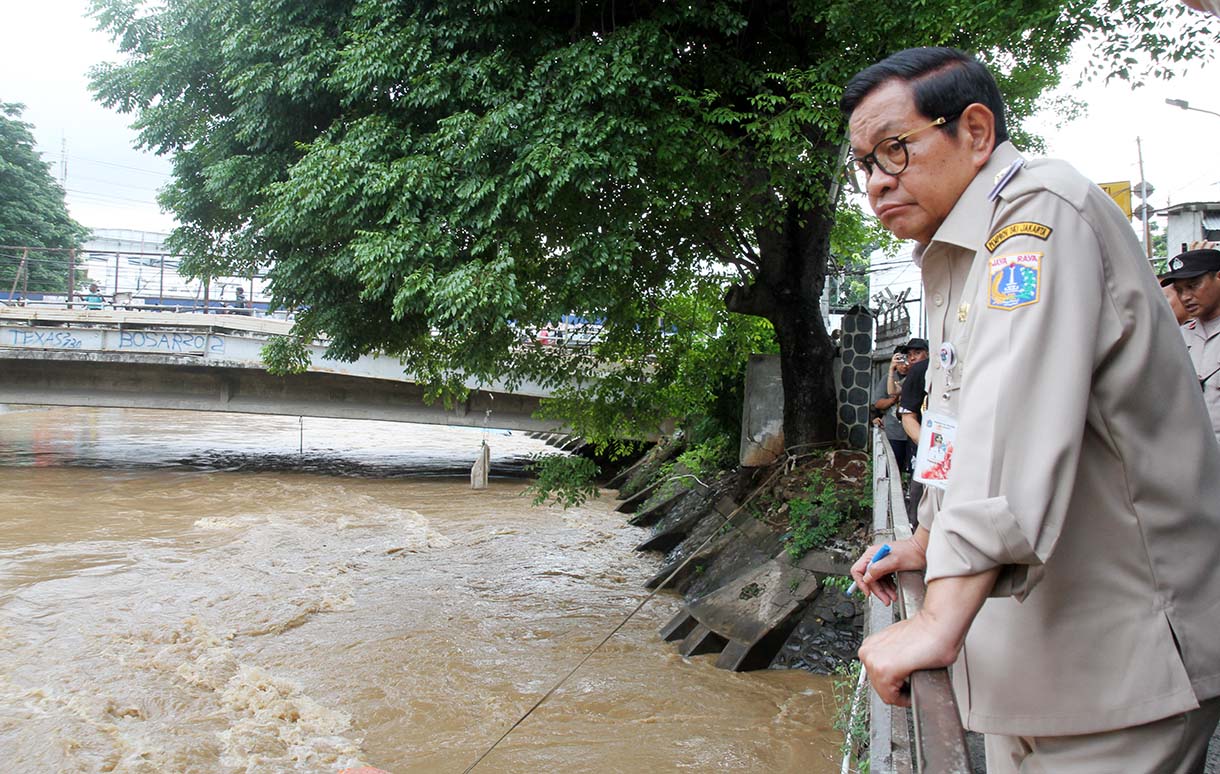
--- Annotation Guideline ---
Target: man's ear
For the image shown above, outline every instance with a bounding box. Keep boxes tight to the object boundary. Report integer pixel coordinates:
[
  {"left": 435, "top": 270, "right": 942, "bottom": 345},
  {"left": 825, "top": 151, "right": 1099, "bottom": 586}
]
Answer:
[{"left": 958, "top": 103, "right": 996, "bottom": 170}]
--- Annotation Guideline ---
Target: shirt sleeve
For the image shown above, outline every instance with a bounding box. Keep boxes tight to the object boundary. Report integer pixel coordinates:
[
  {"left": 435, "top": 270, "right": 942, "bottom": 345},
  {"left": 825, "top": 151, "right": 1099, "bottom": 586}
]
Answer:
[
  {"left": 898, "top": 360, "right": 927, "bottom": 415},
  {"left": 872, "top": 376, "right": 889, "bottom": 405},
  {"left": 923, "top": 192, "right": 1111, "bottom": 600}
]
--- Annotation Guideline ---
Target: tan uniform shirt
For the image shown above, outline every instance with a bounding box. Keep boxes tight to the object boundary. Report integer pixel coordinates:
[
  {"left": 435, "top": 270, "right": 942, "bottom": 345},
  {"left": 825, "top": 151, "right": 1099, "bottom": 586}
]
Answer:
[
  {"left": 1180, "top": 316, "right": 1220, "bottom": 443},
  {"left": 915, "top": 141, "right": 1220, "bottom": 736}
]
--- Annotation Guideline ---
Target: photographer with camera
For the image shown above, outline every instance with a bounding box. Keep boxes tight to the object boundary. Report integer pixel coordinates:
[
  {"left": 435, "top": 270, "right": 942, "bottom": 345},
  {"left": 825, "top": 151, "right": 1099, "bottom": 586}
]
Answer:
[{"left": 873, "top": 338, "right": 926, "bottom": 475}]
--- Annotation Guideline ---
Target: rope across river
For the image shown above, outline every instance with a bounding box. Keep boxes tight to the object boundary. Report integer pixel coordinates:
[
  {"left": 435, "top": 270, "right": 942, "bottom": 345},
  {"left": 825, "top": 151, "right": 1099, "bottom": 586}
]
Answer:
[{"left": 462, "top": 445, "right": 833, "bottom": 773}]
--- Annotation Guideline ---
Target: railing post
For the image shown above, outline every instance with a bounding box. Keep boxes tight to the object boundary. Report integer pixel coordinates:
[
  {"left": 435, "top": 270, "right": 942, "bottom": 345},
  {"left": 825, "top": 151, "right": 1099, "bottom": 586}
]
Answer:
[
  {"left": 8, "top": 248, "right": 27, "bottom": 302},
  {"left": 868, "top": 433, "right": 899, "bottom": 773},
  {"left": 868, "top": 427, "right": 974, "bottom": 774},
  {"left": 67, "top": 248, "right": 76, "bottom": 307}
]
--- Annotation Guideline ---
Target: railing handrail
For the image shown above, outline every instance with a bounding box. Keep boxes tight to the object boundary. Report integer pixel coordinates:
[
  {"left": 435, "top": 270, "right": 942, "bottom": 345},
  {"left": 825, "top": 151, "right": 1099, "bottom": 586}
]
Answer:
[{"left": 867, "top": 426, "right": 973, "bottom": 774}]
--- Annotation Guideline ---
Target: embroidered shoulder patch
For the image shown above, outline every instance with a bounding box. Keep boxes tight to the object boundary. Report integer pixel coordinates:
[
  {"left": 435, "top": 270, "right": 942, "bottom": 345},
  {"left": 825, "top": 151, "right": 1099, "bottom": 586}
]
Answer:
[
  {"left": 984, "top": 221, "right": 1053, "bottom": 252},
  {"left": 988, "top": 252, "right": 1042, "bottom": 311}
]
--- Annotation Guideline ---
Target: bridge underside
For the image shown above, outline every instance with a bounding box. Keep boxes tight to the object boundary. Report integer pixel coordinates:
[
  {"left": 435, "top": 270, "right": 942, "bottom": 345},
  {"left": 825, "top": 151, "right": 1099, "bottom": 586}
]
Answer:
[{"left": 0, "top": 352, "right": 566, "bottom": 433}]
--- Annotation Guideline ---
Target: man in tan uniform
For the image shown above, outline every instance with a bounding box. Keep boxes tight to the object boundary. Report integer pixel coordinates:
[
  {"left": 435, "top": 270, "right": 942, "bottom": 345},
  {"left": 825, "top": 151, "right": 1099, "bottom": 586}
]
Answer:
[
  {"left": 842, "top": 47, "right": 1220, "bottom": 772},
  {"left": 1161, "top": 248, "right": 1220, "bottom": 444}
]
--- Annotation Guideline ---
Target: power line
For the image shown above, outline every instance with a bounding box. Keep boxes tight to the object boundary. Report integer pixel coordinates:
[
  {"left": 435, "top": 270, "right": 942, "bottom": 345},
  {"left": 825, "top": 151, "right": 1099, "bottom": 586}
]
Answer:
[
  {"left": 68, "top": 173, "right": 165, "bottom": 194},
  {"left": 65, "top": 188, "right": 163, "bottom": 206},
  {"left": 68, "top": 154, "right": 171, "bottom": 177}
]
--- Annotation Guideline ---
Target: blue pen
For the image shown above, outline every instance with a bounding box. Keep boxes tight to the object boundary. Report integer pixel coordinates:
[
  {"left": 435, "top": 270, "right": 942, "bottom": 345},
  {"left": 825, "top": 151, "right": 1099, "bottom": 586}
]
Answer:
[{"left": 846, "top": 543, "right": 892, "bottom": 595}]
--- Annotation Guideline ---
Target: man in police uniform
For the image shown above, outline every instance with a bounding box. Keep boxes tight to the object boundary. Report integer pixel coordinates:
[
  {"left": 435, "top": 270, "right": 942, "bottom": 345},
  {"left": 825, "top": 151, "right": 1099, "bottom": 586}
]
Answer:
[
  {"left": 1161, "top": 247, "right": 1220, "bottom": 444},
  {"left": 842, "top": 47, "right": 1220, "bottom": 772}
]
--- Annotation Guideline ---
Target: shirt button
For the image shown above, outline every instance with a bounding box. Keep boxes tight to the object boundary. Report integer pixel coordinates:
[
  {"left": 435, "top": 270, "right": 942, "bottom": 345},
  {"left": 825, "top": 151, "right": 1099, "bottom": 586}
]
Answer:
[{"left": 933, "top": 293, "right": 944, "bottom": 306}]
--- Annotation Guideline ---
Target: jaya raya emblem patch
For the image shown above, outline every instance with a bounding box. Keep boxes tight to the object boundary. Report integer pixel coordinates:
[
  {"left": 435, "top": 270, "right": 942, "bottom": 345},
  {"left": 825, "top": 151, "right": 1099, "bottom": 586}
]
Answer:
[{"left": 988, "top": 252, "right": 1042, "bottom": 310}]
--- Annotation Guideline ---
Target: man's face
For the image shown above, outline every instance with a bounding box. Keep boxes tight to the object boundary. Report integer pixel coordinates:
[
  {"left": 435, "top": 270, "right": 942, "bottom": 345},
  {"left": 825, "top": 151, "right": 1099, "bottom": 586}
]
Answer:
[
  {"left": 906, "top": 348, "right": 929, "bottom": 364},
  {"left": 1162, "top": 284, "right": 1189, "bottom": 325},
  {"left": 1173, "top": 272, "right": 1220, "bottom": 321},
  {"left": 847, "top": 80, "right": 982, "bottom": 245}
]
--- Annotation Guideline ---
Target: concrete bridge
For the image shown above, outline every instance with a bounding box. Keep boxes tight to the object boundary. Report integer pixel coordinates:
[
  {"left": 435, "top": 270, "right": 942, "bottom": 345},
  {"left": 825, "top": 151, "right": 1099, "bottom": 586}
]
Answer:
[{"left": 0, "top": 306, "right": 566, "bottom": 433}]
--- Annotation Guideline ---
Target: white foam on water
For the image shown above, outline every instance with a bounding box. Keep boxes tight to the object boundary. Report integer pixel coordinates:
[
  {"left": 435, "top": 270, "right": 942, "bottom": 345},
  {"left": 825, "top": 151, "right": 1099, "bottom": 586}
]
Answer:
[
  {"left": 217, "top": 665, "right": 364, "bottom": 772},
  {"left": 192, "top": 515, "right": 259, "bottom": 531}
]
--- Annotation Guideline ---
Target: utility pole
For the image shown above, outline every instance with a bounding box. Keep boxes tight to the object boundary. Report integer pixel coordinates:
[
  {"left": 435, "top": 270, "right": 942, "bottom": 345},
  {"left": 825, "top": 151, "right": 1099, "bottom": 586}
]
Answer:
[
  {"left": 1136, "top": 137, "right": 1152, "bottom": 263},
  {"left": 59, "top": 136, "right": 68, "bottom": 187}
]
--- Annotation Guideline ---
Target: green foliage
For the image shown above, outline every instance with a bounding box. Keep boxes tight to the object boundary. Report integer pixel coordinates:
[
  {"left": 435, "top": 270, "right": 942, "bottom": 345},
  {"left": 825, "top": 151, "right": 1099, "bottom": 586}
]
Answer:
[
  {"left": 828, "top": 202, "right": 899, "bottom": 310},
  {"left": 0, "top": 103, "right": 89, "bottom": 294},
  {"left": 261, "top": 334, "right": 312, "bottom": 375},
  {"left": 536, "top": 277, "right": 777, "bottom": 453},
  {"left": 822, "top": 574, "right": 853, "bottom": 593},
  {"left": 1149, "top": 221, "right": 1168, "bottom": 267},
  {"left": 675, "top": 435, "right": 735, "bottom": 479},
  {"left": 525, "top": 453, "right": 601, "bottom": 508},
  {"left": 87, "top": 0, "right": 1212, "bottom": 446},
  {"left": 833, "top": 659, "right": 870, "bottom": 773},
  {"left": 784, "top": 468, "right": 866, "bottom": 560}
]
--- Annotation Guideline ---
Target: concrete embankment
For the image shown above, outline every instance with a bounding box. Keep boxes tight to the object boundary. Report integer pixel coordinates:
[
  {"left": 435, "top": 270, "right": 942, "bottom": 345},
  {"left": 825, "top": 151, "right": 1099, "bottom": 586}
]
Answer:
[{"left": 609, "top": 439, "right": 870, "bottom": 676}]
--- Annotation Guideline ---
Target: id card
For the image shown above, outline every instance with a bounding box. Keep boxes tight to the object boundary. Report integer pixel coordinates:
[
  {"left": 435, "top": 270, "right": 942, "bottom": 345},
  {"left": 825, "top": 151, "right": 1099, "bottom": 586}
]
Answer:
[{"left": 913, "top": 412, "right": 957, "bottom": 491}]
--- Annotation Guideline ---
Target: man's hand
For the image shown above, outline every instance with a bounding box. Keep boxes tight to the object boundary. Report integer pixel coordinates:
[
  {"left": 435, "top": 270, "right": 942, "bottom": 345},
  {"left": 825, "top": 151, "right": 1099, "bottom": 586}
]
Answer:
[
  {"left": 858, "top": 612, "right": 961, "bottom": 706},
  {"left": 849, "top": 530, "right": 929, "bottom": 606},
  {"left": 859, "top": 566, "right": 1002, "bottom": 706}
]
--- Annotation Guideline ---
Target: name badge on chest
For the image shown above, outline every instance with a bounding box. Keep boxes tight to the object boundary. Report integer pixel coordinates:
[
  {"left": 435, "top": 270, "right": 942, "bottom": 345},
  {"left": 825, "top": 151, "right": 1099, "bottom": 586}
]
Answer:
[{"left": 913, "top": 412, "right": 957, "bottom": 491}]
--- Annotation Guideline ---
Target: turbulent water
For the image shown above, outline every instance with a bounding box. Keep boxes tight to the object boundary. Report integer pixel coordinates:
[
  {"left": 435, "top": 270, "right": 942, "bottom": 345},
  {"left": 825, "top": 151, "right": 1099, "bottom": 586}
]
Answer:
[{"left": 0, "top": 406, "right": 840, "bottom": 772}]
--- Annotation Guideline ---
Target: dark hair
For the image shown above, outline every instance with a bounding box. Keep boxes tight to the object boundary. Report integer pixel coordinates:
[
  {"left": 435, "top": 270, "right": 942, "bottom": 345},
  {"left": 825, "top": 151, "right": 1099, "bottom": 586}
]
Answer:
[{"left": 840, "top": 47, "right": 1008, "bottom": 144}]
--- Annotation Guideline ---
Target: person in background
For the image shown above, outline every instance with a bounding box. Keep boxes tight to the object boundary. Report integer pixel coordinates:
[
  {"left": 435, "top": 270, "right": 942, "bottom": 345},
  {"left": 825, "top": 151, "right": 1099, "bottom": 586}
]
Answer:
[
  {"left": 896, "top": 338, "right": 929, "bottom": 527},
  {"left": 895, "top": 337, "right": 928, "bottom": 445},
  {"left": 872, "top": 347, "right": 912, "bottom": 472},
  {"left": 84, "top": 283, "right": 105, "bottom": 311},
  {"left": 842, "top": 46, "right": 1220, "bottom": 773},
  {"left": 1163, "top": 284, "right": 1190, "bottom": 325},
  {"left": 1161, "top": 247, "right": 1220, "bottom": 444}
]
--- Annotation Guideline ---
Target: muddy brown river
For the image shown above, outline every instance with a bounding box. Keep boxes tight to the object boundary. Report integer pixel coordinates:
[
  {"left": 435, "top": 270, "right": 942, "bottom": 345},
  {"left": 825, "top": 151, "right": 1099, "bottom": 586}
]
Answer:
[{"left": 0, "top": 406, "right": 839, "bottom": 772}]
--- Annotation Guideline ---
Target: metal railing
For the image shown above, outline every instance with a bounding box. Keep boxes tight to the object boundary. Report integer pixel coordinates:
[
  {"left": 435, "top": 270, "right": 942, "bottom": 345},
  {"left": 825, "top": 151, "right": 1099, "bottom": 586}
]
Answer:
[
  {"left": 0, "top": 245, "right": 271, "bottom": 315},
  {"left": 865, "top": 426, "right": 973, "bottom": 773}
]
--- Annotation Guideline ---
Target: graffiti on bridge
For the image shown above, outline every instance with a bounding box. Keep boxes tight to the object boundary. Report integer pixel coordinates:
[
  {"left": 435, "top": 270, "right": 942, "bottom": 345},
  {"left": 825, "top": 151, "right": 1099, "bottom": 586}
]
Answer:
[
  {"left": 6, "top": 330, "right": 84, "bottom": 349},
  {"left": 118, "top": 331, "right": 225, "bottom": 354}
]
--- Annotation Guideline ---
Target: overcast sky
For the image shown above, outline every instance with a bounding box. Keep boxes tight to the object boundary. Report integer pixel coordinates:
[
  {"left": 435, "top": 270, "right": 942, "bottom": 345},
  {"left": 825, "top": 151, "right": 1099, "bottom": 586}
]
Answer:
[{"left": 1, "top": 1, "right": 1217, "bottom": 237}]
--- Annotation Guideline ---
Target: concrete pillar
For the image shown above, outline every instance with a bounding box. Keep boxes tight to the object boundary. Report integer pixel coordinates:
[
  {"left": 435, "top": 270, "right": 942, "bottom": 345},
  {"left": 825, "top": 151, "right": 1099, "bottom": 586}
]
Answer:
[
  {"left": 837, "top": 307, "right": 874, "bottom": 449},
  {"left": 739, "top": 354, "right": 785, "bottom": 467},
  {"left": 470, "top": 442, "right": 490, "bottom": 489}
]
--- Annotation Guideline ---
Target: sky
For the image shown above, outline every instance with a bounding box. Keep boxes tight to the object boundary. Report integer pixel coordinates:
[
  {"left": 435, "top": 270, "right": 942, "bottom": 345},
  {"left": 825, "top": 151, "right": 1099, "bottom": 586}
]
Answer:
[{"left": 0, "top": 1, "right": 1218, "bottom": 237}]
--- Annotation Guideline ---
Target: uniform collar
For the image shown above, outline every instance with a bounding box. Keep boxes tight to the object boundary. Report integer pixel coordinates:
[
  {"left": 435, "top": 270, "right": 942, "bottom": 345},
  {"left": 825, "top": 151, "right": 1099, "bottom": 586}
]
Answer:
[
  {"left": 1199, "top": 315, "right": 1220, "bottom": 341},
  {"left": 926, "top": 141, "right": 1024, "bottom": 253}
]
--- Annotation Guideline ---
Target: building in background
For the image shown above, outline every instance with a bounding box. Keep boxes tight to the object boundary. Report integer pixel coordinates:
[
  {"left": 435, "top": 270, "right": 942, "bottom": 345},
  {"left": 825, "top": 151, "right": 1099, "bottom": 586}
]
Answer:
[
  {"left": 1161, "top": 202, "right": 1220, "bottom": 257},
  {"left": 868, "top": 243, "right": 923, "bottom": 345},
  {"left": 81, "top": 228, "right": 269, "bottom": 309}
]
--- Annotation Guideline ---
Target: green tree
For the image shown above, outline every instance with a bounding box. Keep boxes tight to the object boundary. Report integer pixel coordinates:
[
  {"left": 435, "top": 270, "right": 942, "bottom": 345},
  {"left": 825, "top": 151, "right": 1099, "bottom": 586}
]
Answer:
[
  {"left": 89, "top": 0, "right": 1211, "bottom": 447},
  {"left": 0, "top": 103, "right": 89, "bottom": 295}
]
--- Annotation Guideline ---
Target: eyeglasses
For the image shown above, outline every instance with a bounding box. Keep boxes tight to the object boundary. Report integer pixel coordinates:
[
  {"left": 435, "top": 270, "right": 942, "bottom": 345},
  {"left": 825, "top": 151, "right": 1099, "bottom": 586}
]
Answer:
[{"left": 846, "top": 114, "right": 959, "bottom": 193}]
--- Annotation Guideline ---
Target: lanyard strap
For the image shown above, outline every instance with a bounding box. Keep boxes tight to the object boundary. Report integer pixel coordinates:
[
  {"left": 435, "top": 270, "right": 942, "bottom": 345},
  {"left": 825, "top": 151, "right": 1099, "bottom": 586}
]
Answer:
[{"left": 1200, "top": 363, "right": 1220, "bottom": 390}]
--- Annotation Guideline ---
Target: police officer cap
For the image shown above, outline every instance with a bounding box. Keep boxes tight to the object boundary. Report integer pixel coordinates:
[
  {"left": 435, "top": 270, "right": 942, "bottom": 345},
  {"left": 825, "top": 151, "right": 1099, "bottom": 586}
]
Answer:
[
  {"left": 1159, "top": 249, "right": 1220, "bottom": 287},
  {"left": 897, "top": 337, "right": 928, "bottom": 353}
]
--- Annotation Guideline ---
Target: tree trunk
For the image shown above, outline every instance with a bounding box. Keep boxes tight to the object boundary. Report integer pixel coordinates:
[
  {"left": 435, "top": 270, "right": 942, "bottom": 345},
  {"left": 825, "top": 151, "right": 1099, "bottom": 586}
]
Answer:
[{"left": 726, "top": 198, "right": 838, "bottom": 452}]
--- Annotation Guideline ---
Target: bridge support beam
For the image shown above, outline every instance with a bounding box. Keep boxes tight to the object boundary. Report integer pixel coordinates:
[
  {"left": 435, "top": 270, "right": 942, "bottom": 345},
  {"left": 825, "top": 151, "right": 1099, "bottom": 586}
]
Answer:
[{"left": 0, "top": 353, "right": 567, "bottom": 434}]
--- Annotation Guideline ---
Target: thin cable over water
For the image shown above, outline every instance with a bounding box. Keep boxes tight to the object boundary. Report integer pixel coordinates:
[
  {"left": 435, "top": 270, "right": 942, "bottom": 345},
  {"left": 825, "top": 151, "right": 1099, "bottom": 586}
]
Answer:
[{"left": 461, "top": 465, "right": 785, "bottom": 773}]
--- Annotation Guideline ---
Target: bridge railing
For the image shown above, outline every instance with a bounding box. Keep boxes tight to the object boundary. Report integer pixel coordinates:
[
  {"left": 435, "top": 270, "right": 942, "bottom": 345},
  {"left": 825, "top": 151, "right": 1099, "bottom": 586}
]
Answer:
[
  {"left": 2, "top": 296, "right": 295, "bottom": 320},
  {"left": 1, "top": 244, "right": 279, "bottom": 316},
  {"left": 864, "top": 426, "right": 973, "bottom": 774}
]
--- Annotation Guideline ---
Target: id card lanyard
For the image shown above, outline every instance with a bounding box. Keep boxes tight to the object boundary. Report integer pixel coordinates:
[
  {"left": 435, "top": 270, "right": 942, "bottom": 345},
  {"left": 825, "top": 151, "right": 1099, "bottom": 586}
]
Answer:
[{"left": 913, "top": 165, "right": 1017, "bottom": 489}]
